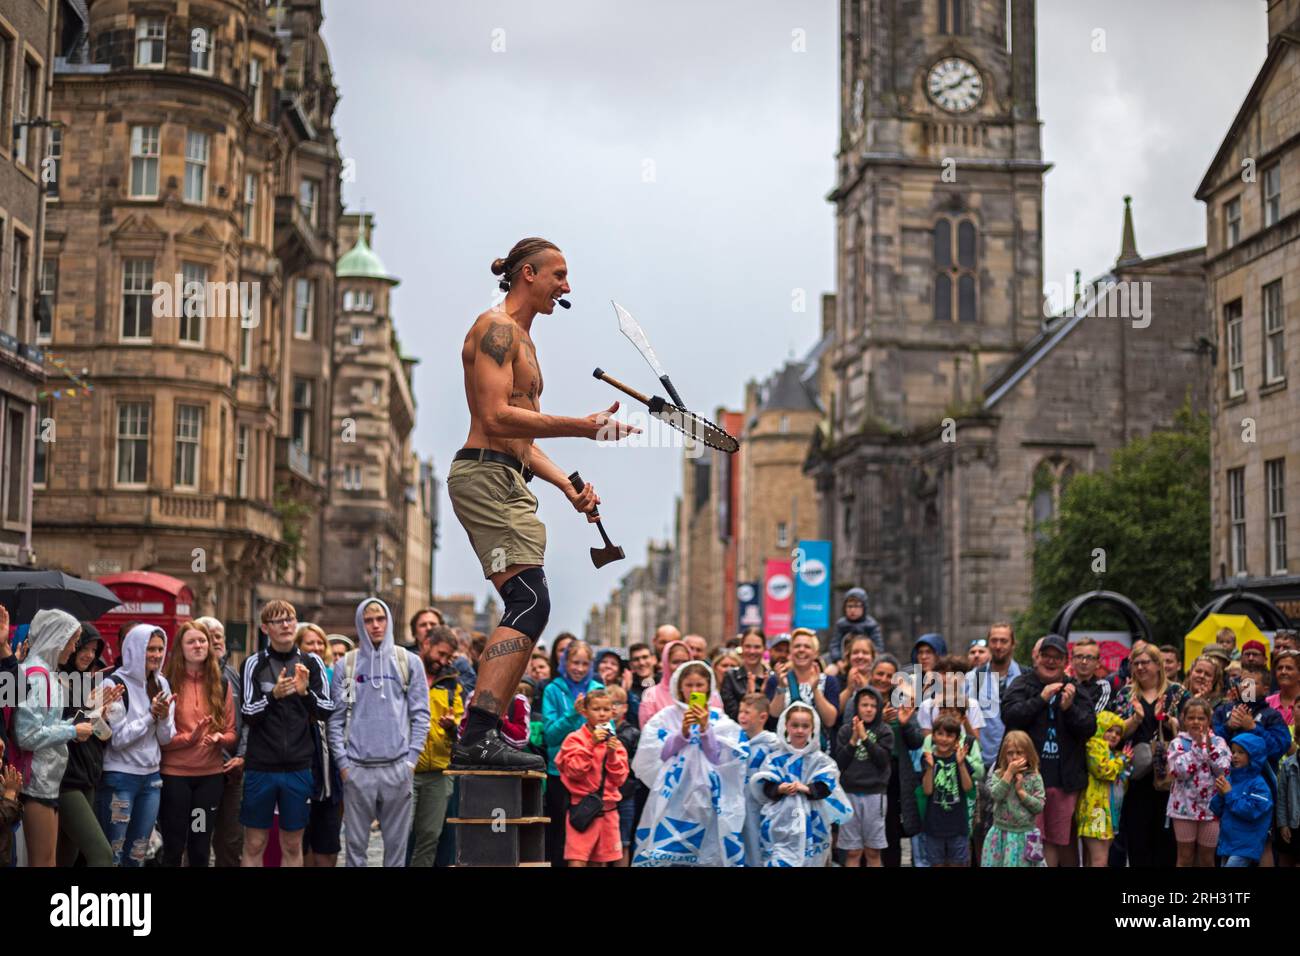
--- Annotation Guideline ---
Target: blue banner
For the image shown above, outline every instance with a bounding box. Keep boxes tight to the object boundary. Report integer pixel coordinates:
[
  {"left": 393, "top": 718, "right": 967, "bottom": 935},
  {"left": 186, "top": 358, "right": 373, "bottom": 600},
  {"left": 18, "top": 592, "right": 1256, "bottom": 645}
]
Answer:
[
  {"left": 737, "top": 581, "right": 763, "bottom": 631},
  {"left": 792, "top": 540, "right": 832, "bottom": 629}
]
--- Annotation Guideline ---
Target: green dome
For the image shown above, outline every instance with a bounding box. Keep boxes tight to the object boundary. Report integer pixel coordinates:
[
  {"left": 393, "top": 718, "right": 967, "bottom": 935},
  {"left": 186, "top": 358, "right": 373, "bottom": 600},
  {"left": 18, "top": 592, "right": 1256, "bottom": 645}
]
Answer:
[{"left": 337, "top": 234, "right": 398, "bottom": 283}]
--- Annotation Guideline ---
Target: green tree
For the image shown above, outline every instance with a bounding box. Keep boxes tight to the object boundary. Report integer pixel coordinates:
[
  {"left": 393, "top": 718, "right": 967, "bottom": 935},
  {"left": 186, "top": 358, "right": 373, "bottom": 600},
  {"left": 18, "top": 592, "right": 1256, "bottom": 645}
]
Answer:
[{"left": 1016, "top": 403, "right": 1210, "bottom": 658}]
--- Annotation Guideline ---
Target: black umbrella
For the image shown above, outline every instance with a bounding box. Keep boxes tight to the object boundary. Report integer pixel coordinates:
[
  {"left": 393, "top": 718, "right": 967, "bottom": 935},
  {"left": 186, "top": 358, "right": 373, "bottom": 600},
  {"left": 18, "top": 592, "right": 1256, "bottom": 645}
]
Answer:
[{"left": 0, "top": 571, "right": 123, "bottom": 626}]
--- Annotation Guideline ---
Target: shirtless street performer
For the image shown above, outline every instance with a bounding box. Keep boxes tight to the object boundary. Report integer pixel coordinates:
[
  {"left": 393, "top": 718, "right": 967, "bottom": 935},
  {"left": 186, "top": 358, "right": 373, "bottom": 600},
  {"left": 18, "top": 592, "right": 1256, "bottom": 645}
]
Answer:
[{"left": 448, "top": 237, "right": 640, "bottom": 770}]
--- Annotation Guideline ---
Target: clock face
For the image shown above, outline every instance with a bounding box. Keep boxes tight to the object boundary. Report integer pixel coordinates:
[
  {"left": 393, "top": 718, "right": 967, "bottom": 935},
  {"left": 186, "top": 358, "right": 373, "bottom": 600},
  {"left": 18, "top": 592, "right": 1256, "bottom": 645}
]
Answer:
[{"left": 927, "top": 57, "right": 983, "bottom": 113}]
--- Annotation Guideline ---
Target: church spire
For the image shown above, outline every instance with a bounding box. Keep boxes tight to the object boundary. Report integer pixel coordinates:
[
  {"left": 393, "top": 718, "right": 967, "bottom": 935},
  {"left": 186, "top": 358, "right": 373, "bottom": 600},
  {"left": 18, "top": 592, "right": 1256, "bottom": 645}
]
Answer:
[{"left": 1116, "top": 195, "right": 1141, "bottom": 266}]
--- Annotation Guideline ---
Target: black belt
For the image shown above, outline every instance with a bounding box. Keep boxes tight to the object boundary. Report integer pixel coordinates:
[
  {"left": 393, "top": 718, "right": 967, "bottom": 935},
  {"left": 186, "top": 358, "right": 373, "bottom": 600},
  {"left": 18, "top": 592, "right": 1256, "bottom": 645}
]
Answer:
[{"left": 454, "top": 447, "right": 533, "bottom": 483}]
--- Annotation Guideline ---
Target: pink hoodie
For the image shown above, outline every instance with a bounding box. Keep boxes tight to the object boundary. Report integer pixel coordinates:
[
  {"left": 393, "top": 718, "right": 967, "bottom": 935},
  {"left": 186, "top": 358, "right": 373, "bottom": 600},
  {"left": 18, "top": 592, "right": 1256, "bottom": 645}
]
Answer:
[{"left": 637, "top": 640, "right": 722, "bottom": 728}]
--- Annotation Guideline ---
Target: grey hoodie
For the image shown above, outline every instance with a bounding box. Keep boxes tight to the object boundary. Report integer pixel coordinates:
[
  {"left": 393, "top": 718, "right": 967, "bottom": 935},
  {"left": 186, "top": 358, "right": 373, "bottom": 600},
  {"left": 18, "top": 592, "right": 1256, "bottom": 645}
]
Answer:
[
  {"left": 103, "top": 623, "right": 176, "bottom": 775},
  {"left": 13, "top": 609, "right": 82, "bottom": 799},
  {"left": 327, "top": 597, "right": 430, "bottom": 770}
]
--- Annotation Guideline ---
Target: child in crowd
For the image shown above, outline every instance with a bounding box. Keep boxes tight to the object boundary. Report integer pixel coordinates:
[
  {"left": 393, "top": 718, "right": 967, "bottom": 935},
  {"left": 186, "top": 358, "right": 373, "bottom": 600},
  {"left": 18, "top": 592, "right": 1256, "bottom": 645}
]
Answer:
[
  {"left": 605, "top": 685, "right": 641, "bottom": 867},
  {"left": 555, "top": 688, "right": 629, "bottom": 868},
  {"left": 1167, "top": 697, "right": 1231, "bottom": 868},
  {"left": 0, "top": 748, "right": 21, "bottom": 867},
  {"left": 834, "top": 686, "right": 893, "bottom": 867},
  {"left": 981, "top": 730, "right": 1045, "bottom": 867},
  {"left": 1211, "top": 733, "right": 1274, "bottom": 867},
  {"left": 1276, "top": 708, "right": 1300, "bottom": 866},
  {"left": 501, "top": 682, "right": 532, "bottom": 750},
  {"left": 920, "top": 715, "right": 976, "bottom": 867},
  {"left": 738, "top": 691, "right": 779, "bottom": 866},
  {"left": 632, "top": 661, "right": 747, "bottom": 866},
  {"left": 752, "top": 702, "right": 851, "bottom": 867},
  {"left": 1076, "top": 710, "right": 1129, "bottom": 867}
]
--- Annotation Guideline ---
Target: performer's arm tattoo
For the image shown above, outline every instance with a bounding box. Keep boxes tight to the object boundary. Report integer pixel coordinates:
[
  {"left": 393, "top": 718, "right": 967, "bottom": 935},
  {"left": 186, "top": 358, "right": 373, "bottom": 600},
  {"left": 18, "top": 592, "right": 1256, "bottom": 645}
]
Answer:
[
  {"left": 484, "top": 636, "right": 533, "bottom": 661},
  {"left": 480, "top": 321, "right": 515, "bottom": 367}
]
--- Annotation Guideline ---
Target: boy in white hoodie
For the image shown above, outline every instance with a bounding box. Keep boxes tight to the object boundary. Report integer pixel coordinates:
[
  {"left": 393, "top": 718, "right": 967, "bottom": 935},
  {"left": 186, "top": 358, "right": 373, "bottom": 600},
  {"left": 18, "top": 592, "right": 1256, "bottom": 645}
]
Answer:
[{"left": 98, "top": 623, "right": 176, "bottom": 866}]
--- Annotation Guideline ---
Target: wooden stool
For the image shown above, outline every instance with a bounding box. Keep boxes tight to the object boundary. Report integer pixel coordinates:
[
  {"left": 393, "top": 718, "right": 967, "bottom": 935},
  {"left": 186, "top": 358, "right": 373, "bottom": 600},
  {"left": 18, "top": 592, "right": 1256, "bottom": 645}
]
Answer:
[{"left": 445, "top": 769, "right": 548, "bottom": 867}]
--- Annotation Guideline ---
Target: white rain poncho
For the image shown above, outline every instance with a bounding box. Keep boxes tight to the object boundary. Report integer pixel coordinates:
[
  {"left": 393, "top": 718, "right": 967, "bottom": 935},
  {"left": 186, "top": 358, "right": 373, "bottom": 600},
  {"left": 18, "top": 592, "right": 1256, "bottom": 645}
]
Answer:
[
  {"left": 751, "top": 702, "right": 852, "bottom": 867},
  {"left": 632, "top": 662, "right": 747, "bottom": 867},
  {"left": 741, "top": 728, "right": 779, "bottom": 866}
]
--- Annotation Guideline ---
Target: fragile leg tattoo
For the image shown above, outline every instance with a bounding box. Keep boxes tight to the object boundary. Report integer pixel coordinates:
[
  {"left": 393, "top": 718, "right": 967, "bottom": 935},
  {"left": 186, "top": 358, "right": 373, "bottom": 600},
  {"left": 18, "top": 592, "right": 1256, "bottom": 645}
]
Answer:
[{"left": 484, "top": 636, "right": 533, "bottom": 661}]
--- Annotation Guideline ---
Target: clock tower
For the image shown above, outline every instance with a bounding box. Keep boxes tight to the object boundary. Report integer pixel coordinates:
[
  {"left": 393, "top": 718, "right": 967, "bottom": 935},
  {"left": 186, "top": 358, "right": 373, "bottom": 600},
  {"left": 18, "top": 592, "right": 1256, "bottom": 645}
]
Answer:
[{"left": 831, "top": 0, "right": 1048, "bottom": 433}]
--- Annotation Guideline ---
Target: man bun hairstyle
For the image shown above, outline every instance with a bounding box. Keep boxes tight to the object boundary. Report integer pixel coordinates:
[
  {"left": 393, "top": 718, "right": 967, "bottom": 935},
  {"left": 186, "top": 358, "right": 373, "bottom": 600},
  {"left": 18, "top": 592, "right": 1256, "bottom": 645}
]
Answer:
[{"left": 492, "top": 237, "right": 561, "bottom": 292}]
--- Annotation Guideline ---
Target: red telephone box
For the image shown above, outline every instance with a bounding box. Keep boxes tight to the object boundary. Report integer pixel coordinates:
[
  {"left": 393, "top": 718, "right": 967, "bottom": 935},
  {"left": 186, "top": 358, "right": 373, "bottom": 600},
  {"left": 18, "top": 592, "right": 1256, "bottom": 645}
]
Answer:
[{"left": 91, "top": 572, "right": 196, "bottom": 664}]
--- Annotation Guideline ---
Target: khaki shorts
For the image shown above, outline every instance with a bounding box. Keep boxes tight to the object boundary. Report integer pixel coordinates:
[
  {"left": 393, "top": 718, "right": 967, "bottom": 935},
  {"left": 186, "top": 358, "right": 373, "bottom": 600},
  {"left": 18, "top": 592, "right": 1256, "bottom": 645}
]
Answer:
[{"left": 446, "top": 457, "right": 547, "bottom": 578}]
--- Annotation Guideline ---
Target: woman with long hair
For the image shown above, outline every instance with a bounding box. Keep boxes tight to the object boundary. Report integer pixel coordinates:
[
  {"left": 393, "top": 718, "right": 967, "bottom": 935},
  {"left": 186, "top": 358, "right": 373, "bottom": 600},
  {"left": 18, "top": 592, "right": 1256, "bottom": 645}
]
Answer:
[
  {"left": 158, "top": 620, "right": 234, "bottom": 866},
  {"left": 295, "top": 623, "right": 342, "bottom": 868},
  {"left": 720, "top": 628, "right": 770, "bottom": 722},
  {"left": 1184, "top": 655, "right": 1226, "bottom": 712},
  {"left": 1110, "top": 642, "right": 1189, "bottom": 867}
]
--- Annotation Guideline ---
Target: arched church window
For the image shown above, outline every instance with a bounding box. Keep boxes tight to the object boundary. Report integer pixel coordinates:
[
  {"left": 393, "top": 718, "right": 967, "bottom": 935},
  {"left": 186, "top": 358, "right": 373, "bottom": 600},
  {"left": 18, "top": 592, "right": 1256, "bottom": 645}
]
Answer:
[{"left": 933, "top": 217, "right": 978, "bottom": 323}]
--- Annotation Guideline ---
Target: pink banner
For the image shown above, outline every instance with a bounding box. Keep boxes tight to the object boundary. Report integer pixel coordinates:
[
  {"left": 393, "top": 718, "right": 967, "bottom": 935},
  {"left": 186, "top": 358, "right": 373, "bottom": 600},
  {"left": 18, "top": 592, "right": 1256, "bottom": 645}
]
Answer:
[{"left": 763, "top": 559, "right": 794, "bottom": 634}]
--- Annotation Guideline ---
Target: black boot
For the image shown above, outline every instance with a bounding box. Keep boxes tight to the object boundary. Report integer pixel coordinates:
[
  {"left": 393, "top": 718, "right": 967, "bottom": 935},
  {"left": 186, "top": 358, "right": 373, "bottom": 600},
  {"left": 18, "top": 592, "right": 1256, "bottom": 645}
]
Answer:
[{"left": 451, "top": 727, "right": 545, "bottom": 772}]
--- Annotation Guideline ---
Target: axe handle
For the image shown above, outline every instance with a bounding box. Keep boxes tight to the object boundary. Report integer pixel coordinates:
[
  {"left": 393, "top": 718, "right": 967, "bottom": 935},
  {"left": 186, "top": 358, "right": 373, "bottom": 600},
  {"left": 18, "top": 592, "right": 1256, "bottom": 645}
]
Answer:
[
  {"left": 567, "top": 470, "right": 599, "bottom": 518},
  {"left": 592, "top": 367, "right": 651, "bottom": 407}
]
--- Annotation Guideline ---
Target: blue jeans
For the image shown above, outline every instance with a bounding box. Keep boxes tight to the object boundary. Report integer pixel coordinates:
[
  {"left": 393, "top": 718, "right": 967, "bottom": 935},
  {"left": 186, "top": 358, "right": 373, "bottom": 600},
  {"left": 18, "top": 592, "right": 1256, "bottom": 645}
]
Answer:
[
  {"left": 96, "top": 771, "right": 163, "bottom": 868},
  {"left": 1224, "top": 855, "right": 1255, "bottom": 867}
]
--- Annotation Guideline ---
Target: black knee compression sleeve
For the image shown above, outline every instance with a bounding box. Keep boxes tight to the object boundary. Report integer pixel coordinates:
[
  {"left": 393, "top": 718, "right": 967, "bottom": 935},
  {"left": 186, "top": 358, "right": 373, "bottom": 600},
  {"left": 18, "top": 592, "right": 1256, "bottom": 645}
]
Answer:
[{"left": 498, "top": 567, "right": 550, "bottom": 642}]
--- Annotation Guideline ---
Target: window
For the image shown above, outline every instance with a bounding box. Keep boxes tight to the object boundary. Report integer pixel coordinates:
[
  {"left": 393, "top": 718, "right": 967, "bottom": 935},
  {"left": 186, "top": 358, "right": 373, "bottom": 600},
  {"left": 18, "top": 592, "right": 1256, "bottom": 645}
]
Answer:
[
  {"left": 9, "top": 233, "right": 27, "bottom": 338},
  {"left": 189, "top": 25, "right": 213, "bottom": 74},
  {"left": 33, "top": 399, "right": 51, "bottom": 486},
  {"left": 38, "top": 257, "right": 55, "bottom": 341},
  {"left": 1267, "top": 458, "right": 1288, "bottom": 574},
  {"left": 46, "top": 127, "right": 62, "bottom": 199},
  {"left": 243, "top": 173, "right": 258, "bottom": 240},
  {"left": 1225, "top": 299, "right": 1244, "bottom": 397},
  {"left": 1229, "top": 467, "right": 1247, "bottom": 576},
  {"left": 15, "top": 59, "right": 37, "bottom": 168},
  {"left": 173, "top": 404, "right": 201, "bottom": 489},
  {"left": 1264, "top": 165, "right": 1282, "bottom": 228},
  {"left": 0, "top": 37, "right": 10, "bottom": 151},
  {"left": 292, "top": 378, "right": 312, "bottom": 454},
  {"left": 180, "top": 262, "right": 207, "bottom": 344},
  {"left": 299, "top": 178, "right": 319, "bottom": 227},
  {"left": 129, "top": 126, "right": 160, "bottom": 198},
  {"left": 3, "top": 406, "right": 26, "bottom": 524},
  {"left": 934, "top": 217, "right": 978, "bottom": 322},
  {"left": 1263, "top": 280, "right": 1285, "bottom": 385},
  {"left": 776, "top": 522, "right": 789, "bottom": 548},
  {"left": 343, "top": 463, "right": 362, "bottom": 490},
  {"left": 249, "top": 58, "right": 264, "bottom": 123},
  {"left": 236, "top": 425, "right": 249, "bottom": 498},
  {"left": 135, "top": 17, "right": 166, "bottom": 68},
  {"left": 116, "top": 402, "right": 151, "bottom": 486},
  {"left": 938, "top": 0, "right": 963, "bottom": 34},
  {"left": 184, "top": 131, "right": 210, "bottom": 203},
  {"left": 293, "top": 277, "right": 313, "bottom": 338},
  {"left": 343, "top": 289, "right": 374, "bottom": 312},
  {"left": 779, "top": 414, "right": 790, "bottom": 434},
  {"left": 1225, "top": 198, "right": 1241, "bottom": 247},
  {"left": 121, "top": 258, "right": 154, "bottom": 340},
  {"left": 350, "top": 326, "right": 364, "bottom": 346},
  {"left": 239, "top": 324, "right": 253, "bottom": 370}
]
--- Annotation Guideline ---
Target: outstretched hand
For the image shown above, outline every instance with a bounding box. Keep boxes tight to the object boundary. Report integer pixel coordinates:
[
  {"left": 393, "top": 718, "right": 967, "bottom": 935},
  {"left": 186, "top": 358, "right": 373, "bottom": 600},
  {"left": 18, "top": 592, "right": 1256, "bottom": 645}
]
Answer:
[{"left": 585, "top": 401, "right": 641, "bottom": 441}]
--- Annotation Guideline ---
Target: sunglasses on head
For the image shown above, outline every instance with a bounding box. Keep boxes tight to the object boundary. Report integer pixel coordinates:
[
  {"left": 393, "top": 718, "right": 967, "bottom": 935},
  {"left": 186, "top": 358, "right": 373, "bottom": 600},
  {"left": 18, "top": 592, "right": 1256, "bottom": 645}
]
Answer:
[{"left": 969, "top": 639, "right": 988, "bottom": 648}]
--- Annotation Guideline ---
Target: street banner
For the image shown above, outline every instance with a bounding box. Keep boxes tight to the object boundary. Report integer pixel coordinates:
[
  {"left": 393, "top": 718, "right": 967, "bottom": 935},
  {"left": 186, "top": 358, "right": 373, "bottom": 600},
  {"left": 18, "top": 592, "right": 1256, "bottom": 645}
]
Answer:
[
  {"left": 793, "top": 539, "right": 832, "bottom": 629},
  {"left": 737, "top": 581, "right": 763, "bottom": 630},
  {"left": 764, "top": 559, "right": 794, "bottom": 634}
]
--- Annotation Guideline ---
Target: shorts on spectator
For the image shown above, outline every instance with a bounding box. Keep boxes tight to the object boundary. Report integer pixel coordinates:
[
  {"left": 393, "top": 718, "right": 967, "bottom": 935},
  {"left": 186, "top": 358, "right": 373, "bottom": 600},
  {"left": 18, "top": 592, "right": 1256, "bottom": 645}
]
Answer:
[
  {"left": 239, "top": 769, "right": 313, "bottom": 831},
  {"left": 838, "top": 792, "right": 888, "bottom": 851},
  {"left": 1037, "top": 787, "right": 1078, "bottom": 845},
  {"left": 923, "top": 832, "right": 970, "bottom": 866},
  {"left": 617, "top": 796, "right": 637, "bottom": 847},
  {"left": 565, "top": 806, "right": 622, "bottom": 863}
]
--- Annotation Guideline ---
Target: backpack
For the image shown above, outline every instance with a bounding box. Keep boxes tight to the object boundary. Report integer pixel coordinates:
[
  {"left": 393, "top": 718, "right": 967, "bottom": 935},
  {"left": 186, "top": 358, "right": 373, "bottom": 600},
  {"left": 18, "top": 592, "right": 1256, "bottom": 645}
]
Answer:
[{"left": 341, "top": 647, "right": 412, "bottom": 747}]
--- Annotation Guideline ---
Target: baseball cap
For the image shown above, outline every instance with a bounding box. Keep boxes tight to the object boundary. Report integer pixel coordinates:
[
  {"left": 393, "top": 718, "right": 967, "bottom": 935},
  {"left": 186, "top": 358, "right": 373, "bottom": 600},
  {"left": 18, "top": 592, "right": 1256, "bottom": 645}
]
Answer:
[
  {"left": 1039, "top": 634, "right": 1069, "bottom": 656},
  {"left": 767, "top": 633, "right": 791, "bottom": 650}
]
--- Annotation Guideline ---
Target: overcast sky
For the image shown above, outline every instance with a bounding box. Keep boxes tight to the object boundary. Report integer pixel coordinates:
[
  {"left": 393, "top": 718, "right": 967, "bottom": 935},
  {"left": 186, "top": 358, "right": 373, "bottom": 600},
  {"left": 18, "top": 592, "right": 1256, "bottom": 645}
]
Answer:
[{"left": 320, "top": 0, "right": 1266, "bottom": 640}]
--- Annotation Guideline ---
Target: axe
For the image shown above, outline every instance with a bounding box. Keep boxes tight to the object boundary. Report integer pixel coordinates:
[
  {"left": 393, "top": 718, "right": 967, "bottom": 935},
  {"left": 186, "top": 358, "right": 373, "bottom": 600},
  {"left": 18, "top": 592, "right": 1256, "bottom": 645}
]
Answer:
[{"left": 568, "top": 471, "right": 625, "bottom": 569}]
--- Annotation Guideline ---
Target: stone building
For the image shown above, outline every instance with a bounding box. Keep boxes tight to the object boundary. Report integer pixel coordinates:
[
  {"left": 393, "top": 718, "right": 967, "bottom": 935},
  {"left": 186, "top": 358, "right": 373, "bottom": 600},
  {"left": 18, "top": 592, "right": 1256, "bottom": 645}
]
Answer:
[
  {"left": 1200, "top": 0, "right": 1300, "bottom": 624},
  {"left": 806, "top": 0, "right": 1210, "bottom": 655},
  {"left": 676, "top": 410, "right": 739, "bottom": 640},
  {"left": 35, "top": 0, "right": 342, "bottom": 631},
  {"left": 321, "top": 212, "right": 431, "bottom": 634},
  {"left": 0, "top": 0, "right": 56, "bottom": 568}
]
